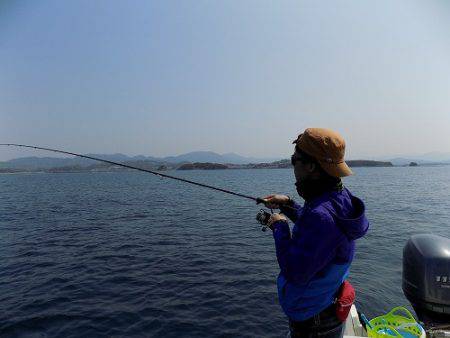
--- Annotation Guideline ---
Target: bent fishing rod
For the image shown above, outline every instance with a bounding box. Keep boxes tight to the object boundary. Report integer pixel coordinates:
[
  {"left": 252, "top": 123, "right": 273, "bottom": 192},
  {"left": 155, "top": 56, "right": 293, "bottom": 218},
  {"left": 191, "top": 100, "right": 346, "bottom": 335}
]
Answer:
[{"left": 0, "top": 143, "right": 267, "bottom": 204}]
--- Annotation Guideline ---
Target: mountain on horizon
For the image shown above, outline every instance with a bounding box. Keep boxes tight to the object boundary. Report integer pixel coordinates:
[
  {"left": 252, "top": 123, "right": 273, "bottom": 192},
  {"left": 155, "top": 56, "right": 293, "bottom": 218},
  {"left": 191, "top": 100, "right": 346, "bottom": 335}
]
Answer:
[
  {"left": 5, "top": 149, "right": 450, "bottom": 170},
  {"left": 162, "top": 151, "right": 277, "bottom": 164},
  {"left": 2, "top": 151, "right": 281, "bottom": 169},
  {"left": 376, "top": 152, "right": 450, "bottom": 165}
]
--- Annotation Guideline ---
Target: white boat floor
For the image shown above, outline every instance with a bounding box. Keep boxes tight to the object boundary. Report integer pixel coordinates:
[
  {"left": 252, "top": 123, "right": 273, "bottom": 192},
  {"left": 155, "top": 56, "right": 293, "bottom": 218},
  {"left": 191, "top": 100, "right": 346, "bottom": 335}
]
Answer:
[{"left": 344, "top": 305, "right": 367, "bottom": 337}]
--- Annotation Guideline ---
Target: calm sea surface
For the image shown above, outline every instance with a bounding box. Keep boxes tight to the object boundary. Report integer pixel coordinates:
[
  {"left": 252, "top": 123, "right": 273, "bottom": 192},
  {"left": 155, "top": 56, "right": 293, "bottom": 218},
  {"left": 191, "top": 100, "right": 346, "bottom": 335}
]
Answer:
[{"left": 1, "top": 167, "right": 449, "bottom": 337}]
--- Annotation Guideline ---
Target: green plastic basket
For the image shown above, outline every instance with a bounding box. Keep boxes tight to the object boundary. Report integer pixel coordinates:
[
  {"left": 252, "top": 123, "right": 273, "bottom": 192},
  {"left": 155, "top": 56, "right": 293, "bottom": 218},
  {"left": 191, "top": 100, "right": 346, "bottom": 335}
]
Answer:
[{"left": 367, "top": 307, "right": 425, "bottom": 338}]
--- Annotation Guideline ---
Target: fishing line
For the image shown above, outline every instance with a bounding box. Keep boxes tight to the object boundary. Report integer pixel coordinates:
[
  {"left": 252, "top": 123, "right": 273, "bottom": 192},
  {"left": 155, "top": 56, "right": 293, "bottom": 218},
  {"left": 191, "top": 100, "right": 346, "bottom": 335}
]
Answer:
[{"left": 0, "top": 143, "right": 268, "bottom": 204}]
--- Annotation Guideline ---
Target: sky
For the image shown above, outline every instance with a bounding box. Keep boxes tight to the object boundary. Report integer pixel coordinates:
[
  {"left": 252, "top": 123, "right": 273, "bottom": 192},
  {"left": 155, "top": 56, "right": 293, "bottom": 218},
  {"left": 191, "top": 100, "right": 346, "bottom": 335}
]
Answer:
[{"left": 1, "top": 0, "right": 450, "bottom": 161}]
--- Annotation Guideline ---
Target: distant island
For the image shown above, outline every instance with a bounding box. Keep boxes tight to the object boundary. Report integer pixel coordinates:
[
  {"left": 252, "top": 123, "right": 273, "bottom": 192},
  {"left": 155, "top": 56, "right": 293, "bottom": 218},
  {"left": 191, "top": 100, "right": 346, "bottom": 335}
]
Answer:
[
  {"left": 3, "top": 148, "right": 450, "bottom": 174},
  {"left": 178, "top": 162, "right": 228, "bottom": 170},
  {"left": 0, "top": 158, "right": 395, "bottom": 173},
  {"left": 0, "top": 155, "right": 401, "bottom": 174},
  {"left": 176, "top": 159, "right": 393, "bottom": 170},
  {"left": 346, "top": 160, "right": 393, "bottom": 167}
]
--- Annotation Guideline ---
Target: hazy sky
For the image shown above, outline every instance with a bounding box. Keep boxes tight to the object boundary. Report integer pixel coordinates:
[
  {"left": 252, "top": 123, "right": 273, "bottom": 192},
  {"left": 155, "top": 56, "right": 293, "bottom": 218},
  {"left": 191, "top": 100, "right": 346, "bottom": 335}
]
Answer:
[{"left": 1, "top": 0, "right": 450, "bottom": 161}]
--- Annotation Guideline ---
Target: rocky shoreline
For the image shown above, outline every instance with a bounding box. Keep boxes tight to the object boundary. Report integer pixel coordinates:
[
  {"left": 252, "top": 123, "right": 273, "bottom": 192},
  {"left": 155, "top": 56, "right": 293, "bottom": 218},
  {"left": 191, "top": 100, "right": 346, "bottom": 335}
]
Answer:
[{"left": 0, "top": 159, "right": 395, "bottom": 173}]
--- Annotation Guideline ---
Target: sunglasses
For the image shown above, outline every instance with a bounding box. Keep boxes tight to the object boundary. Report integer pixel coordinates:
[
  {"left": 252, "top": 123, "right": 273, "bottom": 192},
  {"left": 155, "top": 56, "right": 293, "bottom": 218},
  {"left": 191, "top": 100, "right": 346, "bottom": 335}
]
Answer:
[{"left": 291, "top": 153, "right": 305, "bottom": 166}]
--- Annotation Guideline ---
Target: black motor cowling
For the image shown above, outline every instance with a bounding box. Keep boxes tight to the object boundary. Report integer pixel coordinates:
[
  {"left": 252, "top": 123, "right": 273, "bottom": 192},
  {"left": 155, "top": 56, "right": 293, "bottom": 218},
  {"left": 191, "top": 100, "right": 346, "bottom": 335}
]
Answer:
[{"left": 403, "top": 234, "right": 450, "bottom": 324}]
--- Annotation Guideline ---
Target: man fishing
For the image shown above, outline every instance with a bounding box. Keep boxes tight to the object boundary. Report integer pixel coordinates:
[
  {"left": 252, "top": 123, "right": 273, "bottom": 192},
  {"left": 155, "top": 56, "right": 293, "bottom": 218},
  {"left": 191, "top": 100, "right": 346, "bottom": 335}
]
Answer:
[{"left": 263, "top": 128, "right": 369, "bottom": 337}]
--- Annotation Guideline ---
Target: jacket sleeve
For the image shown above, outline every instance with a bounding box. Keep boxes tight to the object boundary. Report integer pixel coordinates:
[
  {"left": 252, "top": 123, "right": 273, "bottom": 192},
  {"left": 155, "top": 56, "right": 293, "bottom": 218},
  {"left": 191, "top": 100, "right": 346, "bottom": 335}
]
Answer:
[
  {"left": 279, "top": 200, "right": 302, "bottom": 223},
  {"left": 272, "top": 209, "right": 345, "bottom": 284}
]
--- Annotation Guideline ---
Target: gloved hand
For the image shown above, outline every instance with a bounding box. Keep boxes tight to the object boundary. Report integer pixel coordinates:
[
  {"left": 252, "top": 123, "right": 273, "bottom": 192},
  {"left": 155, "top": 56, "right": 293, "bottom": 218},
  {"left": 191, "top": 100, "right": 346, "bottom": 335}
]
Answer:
[{"left": 262, "top": 194, "right": 291, "bottom": 209}]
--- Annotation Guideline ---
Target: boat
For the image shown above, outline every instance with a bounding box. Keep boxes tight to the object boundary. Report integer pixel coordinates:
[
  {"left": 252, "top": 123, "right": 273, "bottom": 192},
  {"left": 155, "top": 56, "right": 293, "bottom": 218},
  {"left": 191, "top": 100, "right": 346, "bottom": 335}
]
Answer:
[{"left": 343, "top": 234, "right": 450, "bottom": 337}]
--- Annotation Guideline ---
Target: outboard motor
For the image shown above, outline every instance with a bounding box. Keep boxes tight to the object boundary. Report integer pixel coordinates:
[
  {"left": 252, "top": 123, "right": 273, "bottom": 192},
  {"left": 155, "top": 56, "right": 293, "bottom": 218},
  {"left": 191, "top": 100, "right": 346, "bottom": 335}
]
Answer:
[{"left": 403, "top": 234, "right": 450, "bottom": 328}]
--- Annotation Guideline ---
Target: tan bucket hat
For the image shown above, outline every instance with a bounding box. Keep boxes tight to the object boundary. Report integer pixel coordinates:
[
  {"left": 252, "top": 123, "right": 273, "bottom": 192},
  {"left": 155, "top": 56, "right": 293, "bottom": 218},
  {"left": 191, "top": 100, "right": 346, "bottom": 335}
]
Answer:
[{"left": 293, "top": 128, "right": 353, "bottom": 177}]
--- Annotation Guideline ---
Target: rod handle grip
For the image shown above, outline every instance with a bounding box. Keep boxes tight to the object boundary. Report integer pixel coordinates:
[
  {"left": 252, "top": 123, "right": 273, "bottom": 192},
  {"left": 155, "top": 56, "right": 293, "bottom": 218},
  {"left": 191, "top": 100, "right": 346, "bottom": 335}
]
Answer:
[{"left": 256, "top": 197, "right": 265, "bottom": 205}]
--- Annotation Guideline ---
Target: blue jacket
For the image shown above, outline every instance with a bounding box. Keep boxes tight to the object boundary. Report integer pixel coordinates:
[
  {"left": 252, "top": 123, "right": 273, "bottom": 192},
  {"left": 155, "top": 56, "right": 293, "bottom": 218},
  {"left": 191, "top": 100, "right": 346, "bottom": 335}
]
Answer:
[{"left": 273, "top": 187, "right": 369, "bottom": 321}]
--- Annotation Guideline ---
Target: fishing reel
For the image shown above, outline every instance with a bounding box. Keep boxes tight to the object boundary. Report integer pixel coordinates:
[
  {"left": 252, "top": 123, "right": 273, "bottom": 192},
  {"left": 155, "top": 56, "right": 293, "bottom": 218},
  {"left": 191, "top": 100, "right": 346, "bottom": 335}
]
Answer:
[{"left": 256, "top": 209, "right": 273, "bottom": 232}]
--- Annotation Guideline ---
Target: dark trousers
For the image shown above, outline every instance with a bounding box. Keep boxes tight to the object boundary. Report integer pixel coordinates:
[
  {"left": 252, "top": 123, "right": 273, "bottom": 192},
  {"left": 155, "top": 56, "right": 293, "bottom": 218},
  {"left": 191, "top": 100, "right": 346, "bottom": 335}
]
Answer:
[{"left": 288, "top": 304, "right": 344, "bottom": 338}]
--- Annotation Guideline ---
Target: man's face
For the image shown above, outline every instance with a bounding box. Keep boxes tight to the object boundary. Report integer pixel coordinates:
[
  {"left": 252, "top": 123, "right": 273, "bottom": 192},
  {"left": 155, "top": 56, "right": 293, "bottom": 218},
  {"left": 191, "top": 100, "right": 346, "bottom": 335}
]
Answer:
[
  {"left": 291, "top": 152, "right": 314, "bottom": 183},
  {"left": 291, "top": 151, "right": 318, "bottom": 198}
]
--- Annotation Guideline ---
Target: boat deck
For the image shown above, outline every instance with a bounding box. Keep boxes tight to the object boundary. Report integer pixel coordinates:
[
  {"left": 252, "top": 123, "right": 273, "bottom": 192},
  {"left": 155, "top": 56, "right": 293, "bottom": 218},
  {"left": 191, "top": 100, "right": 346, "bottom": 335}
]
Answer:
[{"left": 344, "top": 305, "right": 367, "bottom": 337}]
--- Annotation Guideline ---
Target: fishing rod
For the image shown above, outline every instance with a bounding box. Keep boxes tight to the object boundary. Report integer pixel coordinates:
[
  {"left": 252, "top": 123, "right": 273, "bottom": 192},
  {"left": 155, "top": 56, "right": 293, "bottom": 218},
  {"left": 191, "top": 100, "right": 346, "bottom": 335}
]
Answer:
[{"left": 0, "top": 143, "right": 267, "bottom": 204}]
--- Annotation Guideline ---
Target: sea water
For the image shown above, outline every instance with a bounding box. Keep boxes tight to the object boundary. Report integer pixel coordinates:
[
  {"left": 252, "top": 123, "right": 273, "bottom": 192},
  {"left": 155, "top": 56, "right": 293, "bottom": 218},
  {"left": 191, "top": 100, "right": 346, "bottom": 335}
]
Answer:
[{"left": 1, "top": 167, "right": 449, "bottom": 337}]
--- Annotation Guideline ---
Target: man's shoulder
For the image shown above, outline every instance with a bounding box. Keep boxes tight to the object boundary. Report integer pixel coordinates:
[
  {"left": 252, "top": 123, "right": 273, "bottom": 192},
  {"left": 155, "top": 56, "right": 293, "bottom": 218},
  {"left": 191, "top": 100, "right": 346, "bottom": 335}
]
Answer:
[
  {"left": 300, "top": 203, "right": 335, "bottom": 225},
  {"left": 309, "top": 188, "right": 354, "bottom": 210},
  {"left": 302, "top": 189, "right": 353, "bottom": 222}
]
